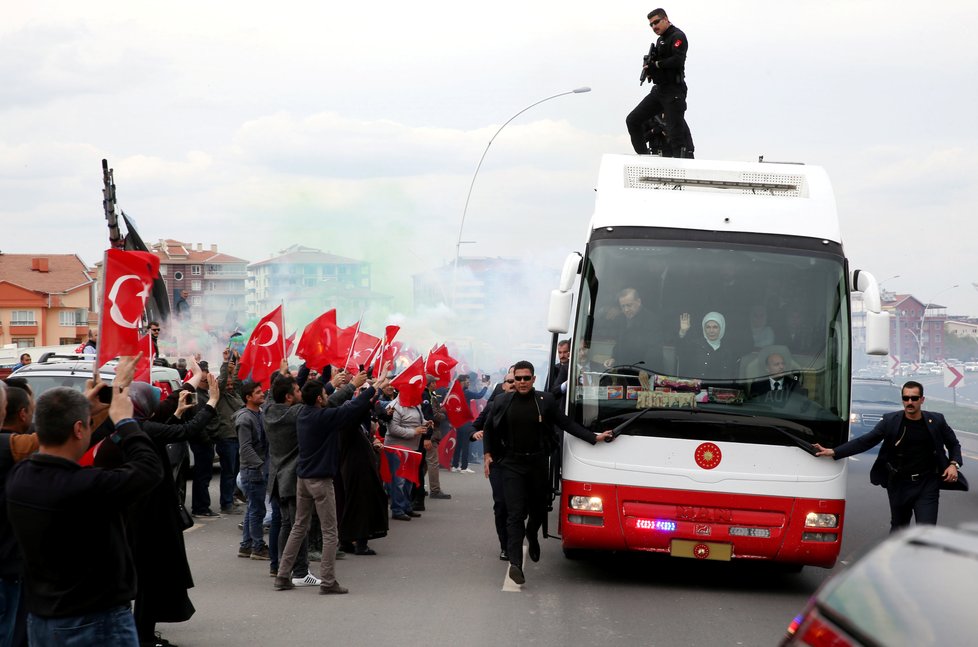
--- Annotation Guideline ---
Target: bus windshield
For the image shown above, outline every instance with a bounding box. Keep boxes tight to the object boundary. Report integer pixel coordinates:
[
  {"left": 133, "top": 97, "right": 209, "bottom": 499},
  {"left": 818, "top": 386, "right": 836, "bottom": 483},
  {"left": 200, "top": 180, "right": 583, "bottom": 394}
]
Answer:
[{"left": 568, "top": 235, "right": 850, "bottom": 448}]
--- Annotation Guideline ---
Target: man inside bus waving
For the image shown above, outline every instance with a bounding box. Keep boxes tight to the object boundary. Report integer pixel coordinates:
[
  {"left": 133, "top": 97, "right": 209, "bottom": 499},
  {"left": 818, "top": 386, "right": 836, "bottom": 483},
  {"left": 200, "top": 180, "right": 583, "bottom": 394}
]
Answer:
[
  {"left": 812, "top": 380, "right": 962, "bottom": 532},
  {"left": 482, "top": 360, "right": 614, "bottom": 586}
]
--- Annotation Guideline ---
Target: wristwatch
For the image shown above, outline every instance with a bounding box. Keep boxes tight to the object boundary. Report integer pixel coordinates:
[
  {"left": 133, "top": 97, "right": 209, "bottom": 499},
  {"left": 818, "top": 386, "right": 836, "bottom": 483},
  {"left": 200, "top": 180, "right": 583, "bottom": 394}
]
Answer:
[{"left": 950, "top": 461, "right": 959, "bottom": 468}]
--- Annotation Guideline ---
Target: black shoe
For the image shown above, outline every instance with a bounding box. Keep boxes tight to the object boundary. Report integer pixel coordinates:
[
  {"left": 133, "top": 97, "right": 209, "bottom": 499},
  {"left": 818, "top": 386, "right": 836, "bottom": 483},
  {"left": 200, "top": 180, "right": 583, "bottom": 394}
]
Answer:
[
  {"left": 355, "top": 546, "right": 377, "bottom": 556},
  {"left": 140, "top": 633, "right": 175, "bottom": 647},
  {"left": 413, "top": 504, "right": 426, "bottom": 511},
  {"left": 508, "top": 563, "right": 525, "bottom": 585},
  {"left": 406, "top": 511, "right": 422, "bottom": 518},
  {"left": 392, "top": 514, "right": 411, "bottom": 521},
  {"left": 499, "top": 550, "right": 509, "bottom": 561},
  {"left": 430, "top": 491, "right": 452, "bottom": 499},
  {"left": 528, "top": 535, "right": 541, "bottom": 562},
  {"left": 192, "top": 509, "right": 220, "bottom": 518},
  {"left": 339, "top": 542, "right": 356, "bottom": 553}
]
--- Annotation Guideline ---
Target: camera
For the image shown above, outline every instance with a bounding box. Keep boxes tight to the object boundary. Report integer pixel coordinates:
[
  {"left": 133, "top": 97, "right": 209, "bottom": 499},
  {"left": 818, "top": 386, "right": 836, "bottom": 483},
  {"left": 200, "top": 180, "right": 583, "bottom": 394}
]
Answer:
[{"left": 97, "top": 383, "right": 113, "bottom": 404}]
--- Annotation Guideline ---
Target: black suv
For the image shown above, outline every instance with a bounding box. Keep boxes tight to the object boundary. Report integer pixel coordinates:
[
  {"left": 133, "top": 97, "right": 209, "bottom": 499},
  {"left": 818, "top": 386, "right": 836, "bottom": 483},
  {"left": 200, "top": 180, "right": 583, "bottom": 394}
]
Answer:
[{"left": 849, "top": 377, "right": 901, "bottom": 450}]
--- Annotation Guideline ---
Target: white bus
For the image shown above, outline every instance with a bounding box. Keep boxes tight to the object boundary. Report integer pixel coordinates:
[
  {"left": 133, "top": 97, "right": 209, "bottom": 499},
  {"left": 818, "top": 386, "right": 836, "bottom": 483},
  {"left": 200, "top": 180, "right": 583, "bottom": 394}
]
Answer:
[{"left": 547, "top": 155, "right": 889, "bottom": 568}]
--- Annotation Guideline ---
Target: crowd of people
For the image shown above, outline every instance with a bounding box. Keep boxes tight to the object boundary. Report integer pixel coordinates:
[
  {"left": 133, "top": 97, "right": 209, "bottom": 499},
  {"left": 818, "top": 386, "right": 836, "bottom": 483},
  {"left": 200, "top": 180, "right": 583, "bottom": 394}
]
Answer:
[{"left": 0, "top": 336, "right": 519, "bottom": 647}]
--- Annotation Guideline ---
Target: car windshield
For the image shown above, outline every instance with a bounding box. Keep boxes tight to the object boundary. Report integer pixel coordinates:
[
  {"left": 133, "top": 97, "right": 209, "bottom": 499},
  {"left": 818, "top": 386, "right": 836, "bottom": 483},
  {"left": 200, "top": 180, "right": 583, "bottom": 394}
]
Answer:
[
  {"left": 567, "top": 236, "right": 850, "bottom": 448},
  {"left": 851, "top": 382, "right": 900, "bottom": 405}
]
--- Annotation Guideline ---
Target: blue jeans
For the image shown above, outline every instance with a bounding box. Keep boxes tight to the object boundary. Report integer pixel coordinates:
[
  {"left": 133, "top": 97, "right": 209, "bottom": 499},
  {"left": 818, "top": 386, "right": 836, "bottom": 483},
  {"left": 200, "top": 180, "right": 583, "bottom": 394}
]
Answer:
[
  {"left": 386, "top": 451, "right": 414, "bottom": 516},
  {"left": 268, "top": 494, "right": 282, "bottom": 570},
  {"left": 215, "top": 438, "right": 239, "bottom": 510},
  {"left": 28, "top": 605, "right": 138, "bottom": 646},
  {"left": 189, "top": 440, "right": 215, "bottom": 513},
  {"left": 452, "top": 423, "right": 473, "bottom": 469},
  {"left": 0, "top": 578, "right": 25, "bottom": 647},
  {"left": 240, "top": 467, "right": 267, "bottom": 550}
]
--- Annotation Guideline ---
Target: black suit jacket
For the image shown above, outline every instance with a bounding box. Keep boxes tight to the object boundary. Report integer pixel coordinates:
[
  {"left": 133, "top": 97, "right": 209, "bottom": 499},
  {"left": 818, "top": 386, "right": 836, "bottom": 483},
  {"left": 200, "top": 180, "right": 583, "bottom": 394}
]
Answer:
[
  {"left": 833, "top": 410, "right": 962, "bottom": 487},
  {"left": 749, "top": 376, "right": 807, "bottom": 400},
  {"left": 484, "top": 390, "right": 596, "bottom": 461}
]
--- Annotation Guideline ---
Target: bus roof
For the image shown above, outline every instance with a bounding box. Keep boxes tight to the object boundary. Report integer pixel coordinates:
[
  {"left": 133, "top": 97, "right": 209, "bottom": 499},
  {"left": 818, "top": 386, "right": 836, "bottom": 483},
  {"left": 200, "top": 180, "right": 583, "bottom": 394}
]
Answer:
[{"left": 591, "top": 155, "right": 842, "bottom": 244}]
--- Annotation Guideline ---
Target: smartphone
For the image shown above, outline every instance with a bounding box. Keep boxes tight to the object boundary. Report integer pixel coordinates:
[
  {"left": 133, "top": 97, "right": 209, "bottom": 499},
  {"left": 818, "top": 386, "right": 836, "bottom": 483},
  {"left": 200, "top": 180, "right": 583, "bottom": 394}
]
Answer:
[
  {"left": 97, "top": 383, "right": 113, "bottom": 404},
  {"left": 185, "top": 391, "right": 197, "bottom": 406}
]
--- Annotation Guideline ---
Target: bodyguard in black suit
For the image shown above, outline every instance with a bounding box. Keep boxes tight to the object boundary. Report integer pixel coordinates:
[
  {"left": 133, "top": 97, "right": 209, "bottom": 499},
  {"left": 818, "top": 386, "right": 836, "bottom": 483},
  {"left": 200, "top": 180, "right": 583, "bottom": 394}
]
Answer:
[
  {"left": 814, "top": 381, "right": 962, "bottom": 532},
  {"left": 484, "top": 360, "right": 614, "bottom": 585}
]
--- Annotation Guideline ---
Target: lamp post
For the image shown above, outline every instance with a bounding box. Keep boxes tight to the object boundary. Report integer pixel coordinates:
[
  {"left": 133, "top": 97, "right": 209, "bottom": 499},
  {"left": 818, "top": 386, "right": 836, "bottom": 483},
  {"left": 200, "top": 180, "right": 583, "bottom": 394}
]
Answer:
[
  {"left": 914, "top": 284, "right": 959, "bottom": 363},
  {"left": 450, "top": 87, "right": 592, "bottom": 307}
]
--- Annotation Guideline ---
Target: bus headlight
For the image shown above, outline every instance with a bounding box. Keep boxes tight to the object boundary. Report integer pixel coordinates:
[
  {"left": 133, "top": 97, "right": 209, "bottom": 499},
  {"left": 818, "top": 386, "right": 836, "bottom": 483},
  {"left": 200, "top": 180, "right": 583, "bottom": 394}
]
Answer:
[
  {"left": 569, "top": 496, "right": 603, "bottom": 512},
  {"left": 805, "top": 513, "right": 839, "bottom": 528},
  {"left": 849, "top": 412, "right": 862, "bottom": 424}
]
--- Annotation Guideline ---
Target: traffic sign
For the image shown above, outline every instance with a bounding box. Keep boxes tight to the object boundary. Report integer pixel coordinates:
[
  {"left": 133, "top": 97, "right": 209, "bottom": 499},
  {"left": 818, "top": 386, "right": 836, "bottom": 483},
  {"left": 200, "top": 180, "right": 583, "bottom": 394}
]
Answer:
[{"left": 944, "top": 364, "right": 965, "bottom": 389}]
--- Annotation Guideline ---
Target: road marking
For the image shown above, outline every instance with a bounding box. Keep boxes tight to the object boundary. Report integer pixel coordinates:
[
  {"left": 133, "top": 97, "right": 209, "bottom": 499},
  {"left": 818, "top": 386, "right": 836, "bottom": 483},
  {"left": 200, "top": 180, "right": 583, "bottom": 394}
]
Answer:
[{"left": 502, "top": 545, "right": 528, "bottom": 592}]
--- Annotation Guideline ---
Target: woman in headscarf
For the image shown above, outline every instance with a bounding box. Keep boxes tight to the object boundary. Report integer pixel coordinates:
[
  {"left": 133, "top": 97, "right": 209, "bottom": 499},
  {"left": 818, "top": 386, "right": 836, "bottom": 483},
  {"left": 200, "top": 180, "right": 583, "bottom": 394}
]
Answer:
[
  {"left": 678, "top": 311, "right": 737, "bottom": 380},
  {"left": 92, "top": 370, "right": 220, "bottom": 647}
]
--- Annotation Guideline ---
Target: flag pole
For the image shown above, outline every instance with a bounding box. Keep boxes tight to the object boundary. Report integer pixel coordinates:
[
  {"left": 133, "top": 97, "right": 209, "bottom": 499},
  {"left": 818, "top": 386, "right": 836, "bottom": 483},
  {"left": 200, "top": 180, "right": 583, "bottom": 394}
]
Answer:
[{"left": 344, "top": 318, "right": 363, "bottom": 371}]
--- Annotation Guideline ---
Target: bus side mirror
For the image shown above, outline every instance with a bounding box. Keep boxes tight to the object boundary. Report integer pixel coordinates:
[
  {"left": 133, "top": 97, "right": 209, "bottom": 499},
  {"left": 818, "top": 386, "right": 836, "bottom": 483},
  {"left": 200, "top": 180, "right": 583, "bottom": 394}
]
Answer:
[
  {"left": 547, "top": 290, "right": 574, "bottom": 334},
  {"left": 558, "top": 252, "right": 582, "bottom": 292},
  {"left": 864, "top": 310, "right": 890, "bottom": 356}
]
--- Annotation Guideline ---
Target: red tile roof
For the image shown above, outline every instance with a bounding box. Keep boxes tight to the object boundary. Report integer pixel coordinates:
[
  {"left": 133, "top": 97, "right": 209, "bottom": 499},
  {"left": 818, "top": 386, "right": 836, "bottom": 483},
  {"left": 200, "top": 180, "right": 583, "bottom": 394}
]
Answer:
[
  {"left": 0, "top": 254, "right": 94, "bottom": 294},
  {"left": 151, "top": 239, "right": 248, "bottom": 264}
]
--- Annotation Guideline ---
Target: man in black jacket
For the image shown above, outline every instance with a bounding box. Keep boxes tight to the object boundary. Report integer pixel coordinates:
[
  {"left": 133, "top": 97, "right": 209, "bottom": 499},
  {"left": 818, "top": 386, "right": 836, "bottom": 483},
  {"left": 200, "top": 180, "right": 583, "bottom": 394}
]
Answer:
[
  {"left": 626, "top": 8, "right": 693, "bottom": 157},
  {"left": 484, "top": 360, "right": 613, "bottom": 585},
  {"left": 813, "top": 380, "right": 962, "bottom": 532},
  {"left": 6, "top": 357, "right": 164, "bottom": 645}
]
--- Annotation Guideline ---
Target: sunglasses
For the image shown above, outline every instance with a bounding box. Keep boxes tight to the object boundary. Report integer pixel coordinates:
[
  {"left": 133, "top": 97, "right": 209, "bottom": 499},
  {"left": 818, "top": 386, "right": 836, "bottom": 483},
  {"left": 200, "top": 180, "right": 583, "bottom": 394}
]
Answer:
[
  {"left": 513, "top": 375, "right": 533, "bottom": 382},
  {"left": 901, "top": 395, "right": 921, "bottom": 402},
  {"left": 650, "top": 18, "right": 663, "bottom": 27},
  {"left": 504, "top": 379, "right": 515, "bottom": 384},
  {"left": 149, "top": 328, "right": 160, "bottom": 332}
]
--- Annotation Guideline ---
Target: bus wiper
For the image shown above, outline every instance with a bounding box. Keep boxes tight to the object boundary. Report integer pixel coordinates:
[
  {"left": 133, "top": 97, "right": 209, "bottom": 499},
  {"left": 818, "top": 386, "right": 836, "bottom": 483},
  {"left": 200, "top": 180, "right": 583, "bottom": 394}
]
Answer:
[{"left": 603, "top": 409, "right": 817, "bottom": 455}]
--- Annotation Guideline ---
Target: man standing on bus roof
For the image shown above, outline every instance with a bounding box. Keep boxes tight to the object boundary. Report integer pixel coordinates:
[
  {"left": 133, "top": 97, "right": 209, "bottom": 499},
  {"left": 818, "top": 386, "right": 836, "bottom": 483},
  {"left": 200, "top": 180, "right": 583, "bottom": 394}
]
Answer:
[
  {"left": 812, "top": 380, "right": 962, "bottom": 533},
  {"left": 483, "top": 360, "right": 614, "bottom": 585},
  {"left": 626, "top": 8, "right": 694, "bottom": 157}
]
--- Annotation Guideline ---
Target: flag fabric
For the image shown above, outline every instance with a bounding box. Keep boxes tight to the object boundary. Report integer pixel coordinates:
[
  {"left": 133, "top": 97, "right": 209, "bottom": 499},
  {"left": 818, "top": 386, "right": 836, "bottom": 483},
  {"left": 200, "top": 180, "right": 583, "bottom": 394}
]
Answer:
[
  {"left": 425, "top": 344, "right": 458, "bottom": 388},
  {"left": 370, "top": 325, "right": 401, "bottom": 375},
  {"left": 442, "top": 379, "right": 475, "bottom": 429},
  {"left": 379, "top": 447, "right": 424, "bottom": 486},
  {"left": 346, "top": 331, "right": 381, "bottom": 372},
  {"left": 380, "top": 341, "right": 403, "bottom": 374},
  {"left": 285, "top": 331, "right": 297, "bottom": 358},
  {"left": 133, "top": 332, "right": 153, "bottom": 384},
  {"left": 333, "top": 323, "right": 360, "bottom": 369},
  {"left": 295, "top": 309, "right": 338, "bottom": 369},
  {"left": 390, "top": 356, "right": 426, "bottom": 407},
  {"left": 97, "top": 249, "right": 161, "bottom": 368},
  {"left": 438, "top": 428, "right": 458, "bottom": 469},
  {"left": 237, "top": 305, "right": 286, "bottom": 387}
]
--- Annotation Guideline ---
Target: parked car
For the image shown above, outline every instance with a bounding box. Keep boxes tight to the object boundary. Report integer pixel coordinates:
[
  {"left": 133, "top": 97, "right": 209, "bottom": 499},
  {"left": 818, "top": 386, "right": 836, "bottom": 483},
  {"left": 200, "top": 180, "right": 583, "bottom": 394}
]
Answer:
[
  {"left": 11, "top": 355, "right": 190, "bottom": 500},
  {"left": 780, "top": 523, "right": 978, "bottom": 645},
  {"left": 848, "top": 378, "right": 901, "bottom": 453}
]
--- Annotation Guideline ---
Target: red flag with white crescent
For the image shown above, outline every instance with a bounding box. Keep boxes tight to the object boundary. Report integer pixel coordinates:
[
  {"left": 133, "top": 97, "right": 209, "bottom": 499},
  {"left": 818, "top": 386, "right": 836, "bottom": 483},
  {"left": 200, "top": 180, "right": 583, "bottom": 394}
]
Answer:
[
  {"left": 133, "top": 331, "right": 153, "bottom": 383},
  {"left": 237, "top": 305, "right": 286, "bottom": 388},
  {"left": 333, "top": 322, "right": 359, "bottom": 369},
  {"left": 425, "top": 344, "right": 458, "bottom": 389},
  {"left": 390, "top": 355, "right": 426, "bottom": 407},
  {"left": 379, "top": 446, "right": 423, "bottom": 486},
  {"left": 443, "top": 379, "right": 475, "bottom": 428},
  {"left": 97, "top": 249, "right": 161, "bottom": 368},
  {"left": 370, "top": 325, "right": 401, "bottom": 375},
  {"left": 438, "top": 428, "right": 457, "bottom": 469},
  {"left": 346, "top": 331, "right": 381, "bottom": 373}
]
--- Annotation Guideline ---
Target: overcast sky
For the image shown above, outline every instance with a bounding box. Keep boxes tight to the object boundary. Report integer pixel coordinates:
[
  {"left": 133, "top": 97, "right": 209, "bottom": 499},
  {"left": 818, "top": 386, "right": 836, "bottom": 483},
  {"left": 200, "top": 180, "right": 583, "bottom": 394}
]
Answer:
[{"left": 3, "top": 1, "right": 977, "bottom": 320}]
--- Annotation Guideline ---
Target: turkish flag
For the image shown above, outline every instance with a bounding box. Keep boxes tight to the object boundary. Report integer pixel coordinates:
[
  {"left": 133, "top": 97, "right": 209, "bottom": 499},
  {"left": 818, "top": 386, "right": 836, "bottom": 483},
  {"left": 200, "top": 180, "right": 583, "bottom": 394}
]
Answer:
[
  {"left": 390, "top": 355, "right": 426, "bottom": 407},
  {"left": 381, "top": 341, "right": 403, "bottom": 373},
  {"left": 438, "top": 428, "right": 457, "bottom": 469},
  {"left": 237, "top": 305, "right": 286, "bottom": 388},
  {"left": 296, "top": 309, "right": 338, "bottom": 369},
  {"left": 425, "top": 345, "right": 458, "bottom": 388},
  {"left": 285, "top": 331, "right": 297, "bottom": 358},
  {"left": 370, "top": 325, "right": 401, "bottom": 375},
  {"left": 333, "top": 323, "right": 359, "bottom": 369},
  {"left": 379, "top": 446, "right": 423, "bottom": 486},
  {"left": 443, "top": 379, "right": 475, "bottom": 428},
  {"left": 346, "top": 331, "right": 381, "bottom": 373},
  {"left": 133, "top": 331, "right": 153, "bottom": 383},
  {"left": 97, "top": 249, "right": 161, "bottom": 368}
]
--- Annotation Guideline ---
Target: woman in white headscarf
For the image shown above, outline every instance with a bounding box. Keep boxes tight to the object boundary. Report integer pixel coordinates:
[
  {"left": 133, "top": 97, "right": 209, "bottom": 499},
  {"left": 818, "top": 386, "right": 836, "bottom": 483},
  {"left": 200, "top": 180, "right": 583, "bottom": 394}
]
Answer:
[{"left": 678, "top": 311, "right": 736, "bottom": 379}]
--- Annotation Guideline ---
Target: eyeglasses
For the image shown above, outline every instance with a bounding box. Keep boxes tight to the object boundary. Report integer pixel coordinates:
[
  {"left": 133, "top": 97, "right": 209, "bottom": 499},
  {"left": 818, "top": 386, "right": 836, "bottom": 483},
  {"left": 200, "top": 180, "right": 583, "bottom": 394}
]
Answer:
[
  {"left": 902, "top": 395, "right": 921, "bottom": 402},
  {"left": 149, "top": 328, "right": 160, "bottom": 332},
  {"left": 650, "top": 18, "right": 663, "bottom": 27},
  {"left": 504, "top": 379, "right": 515, "bottom": 384},
  {"left": 513, "top": 375, "right": 533, "bottom": 382}
]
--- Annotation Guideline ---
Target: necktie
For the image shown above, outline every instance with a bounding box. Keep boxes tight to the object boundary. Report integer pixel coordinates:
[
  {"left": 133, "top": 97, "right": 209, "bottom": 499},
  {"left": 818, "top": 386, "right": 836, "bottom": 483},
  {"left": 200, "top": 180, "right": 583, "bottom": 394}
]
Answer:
[{"left": 773, "top": 380, "right": 782, "bottom": 391}]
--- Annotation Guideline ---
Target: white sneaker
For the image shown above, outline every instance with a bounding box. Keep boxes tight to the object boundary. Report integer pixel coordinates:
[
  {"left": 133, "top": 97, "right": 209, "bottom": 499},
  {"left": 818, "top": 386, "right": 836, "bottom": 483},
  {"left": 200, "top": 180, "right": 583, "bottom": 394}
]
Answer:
[
  {"left": 451, "top": 467, "right": 460, "bottom": 473},
  {"left": 461, "top": 468, "right": 475, "bottom": 474},
  {"left": 292, "top": 573, "right": 322, "bottom": 587}
]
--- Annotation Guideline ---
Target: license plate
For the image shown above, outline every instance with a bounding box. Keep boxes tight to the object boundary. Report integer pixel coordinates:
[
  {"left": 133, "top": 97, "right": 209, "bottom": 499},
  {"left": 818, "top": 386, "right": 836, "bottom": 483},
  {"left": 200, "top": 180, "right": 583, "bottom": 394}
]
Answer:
[{"left": 670, "top": 539, "right": 732, "bottom": 561}]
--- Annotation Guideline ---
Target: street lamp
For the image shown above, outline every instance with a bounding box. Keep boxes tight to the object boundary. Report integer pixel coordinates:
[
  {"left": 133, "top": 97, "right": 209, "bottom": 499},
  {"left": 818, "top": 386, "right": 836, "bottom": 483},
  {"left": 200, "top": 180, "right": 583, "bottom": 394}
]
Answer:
[
  {"left": 450, "top": 87, "right": 592, "bottom": 307},
  {"left": 915, "top": 284, "right": 959, "bottom": 363}
]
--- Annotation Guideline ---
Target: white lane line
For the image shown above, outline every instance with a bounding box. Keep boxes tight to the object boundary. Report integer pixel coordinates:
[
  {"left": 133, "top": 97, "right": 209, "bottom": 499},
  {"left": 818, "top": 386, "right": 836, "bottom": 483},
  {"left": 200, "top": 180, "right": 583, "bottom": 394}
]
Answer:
[{"left": 501, "top": 545, "right": 528, "bottom": 592}]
